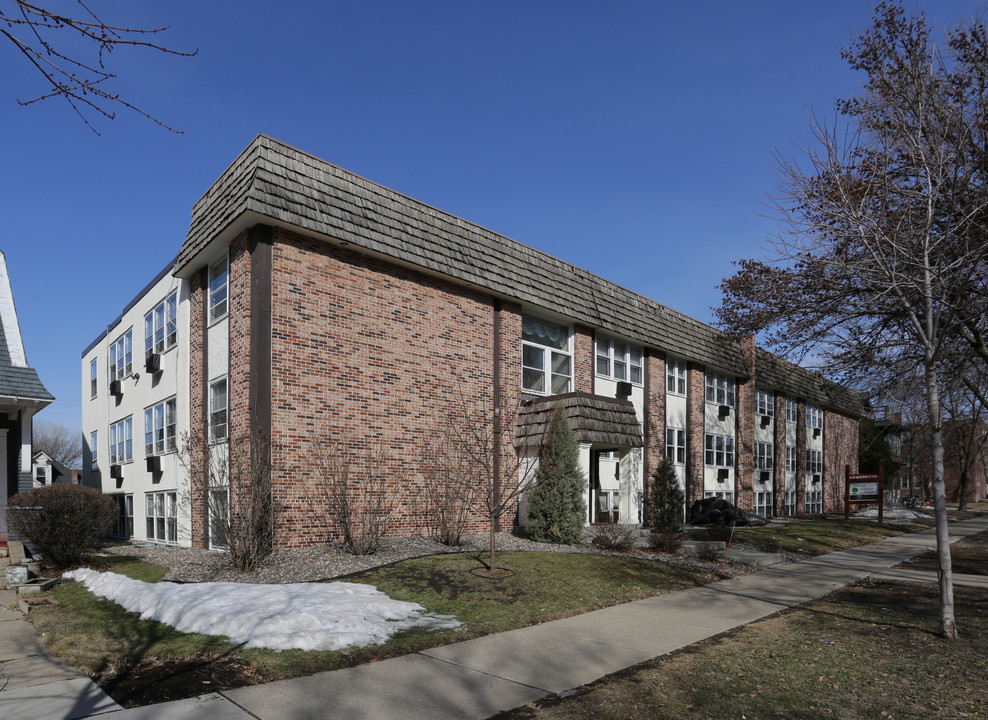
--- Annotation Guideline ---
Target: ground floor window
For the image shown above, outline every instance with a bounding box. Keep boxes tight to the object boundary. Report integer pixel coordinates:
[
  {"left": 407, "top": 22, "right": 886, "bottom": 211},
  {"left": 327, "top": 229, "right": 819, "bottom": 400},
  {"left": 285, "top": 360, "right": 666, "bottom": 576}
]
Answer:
[
  {"left": 112, "top": 494, "right": 133, "bottom": 538},
  {"left": 209, "top": 486, "right": 230, "bottom": 549},
  {"left": 755, "top": 491, "right": 773, "bottom": 518},
  {"left": 805, "top": 488, "right": 823, "bottom": 514},
  {"left": 784, "top": 490, "right": 796, "bottom": 516},
  {"left": 704, "top": 490, "right": 734, "bottom": 504},
  {"left": 146, "top": 491, "right": 177, "bottom": 544}
]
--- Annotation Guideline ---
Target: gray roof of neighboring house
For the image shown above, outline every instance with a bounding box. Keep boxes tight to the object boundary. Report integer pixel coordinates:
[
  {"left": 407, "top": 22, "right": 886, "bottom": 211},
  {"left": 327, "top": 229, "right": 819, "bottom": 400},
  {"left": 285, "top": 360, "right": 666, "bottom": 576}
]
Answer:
[
  {"left": 0, "top": 254, "right": 52, "bottom": 404},
  {"left": 176, "top": 134, "right": 862, "bottom": 418},
  {"left": 515, "top": 392, "right": 643, "bottom": 449}
]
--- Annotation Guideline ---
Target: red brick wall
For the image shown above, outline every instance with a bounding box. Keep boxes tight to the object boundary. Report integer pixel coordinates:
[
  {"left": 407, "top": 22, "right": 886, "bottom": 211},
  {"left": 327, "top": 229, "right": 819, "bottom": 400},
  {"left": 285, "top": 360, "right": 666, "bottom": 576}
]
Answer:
[
  {"left": 824, "top": 411, "right": 859, "bottom": 512},
  {"left": 267, "top": 229, "right": 505, "bottom": 548},
  {"left": 686, "top": 363, "right": 706, "bottom": 509},
  {"left": 795, "top": 401, "right": 807, "bottom": 513},
  {"left": 735, "top": 379, "right": 755, "bottom": 512},
  {"left": 188, "top": 267, "right": 206, "bottom": 547},
  {"left": 573, "top": 325, "right": 594, "bottom": 394},
  {"left": 773, "top": 393, "right": 787, "bottom": 516},
  {"left": 644, "top": 350, "right": 666, "bottom": 483}
]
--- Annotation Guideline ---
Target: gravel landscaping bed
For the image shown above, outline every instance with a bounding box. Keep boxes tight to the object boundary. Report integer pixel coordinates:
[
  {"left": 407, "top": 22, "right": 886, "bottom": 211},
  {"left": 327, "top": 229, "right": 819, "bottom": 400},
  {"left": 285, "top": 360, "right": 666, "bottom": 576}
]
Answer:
[{"left": 104, "top": 531, "right": 752, "bottom": 584}]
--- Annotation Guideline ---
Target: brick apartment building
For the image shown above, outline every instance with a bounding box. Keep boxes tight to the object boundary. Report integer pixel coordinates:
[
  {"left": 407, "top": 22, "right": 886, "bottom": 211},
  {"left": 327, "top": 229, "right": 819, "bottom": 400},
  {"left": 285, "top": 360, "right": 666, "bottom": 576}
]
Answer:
[{"left": 82, "top": 135, "right": 862, "bottom": 550}]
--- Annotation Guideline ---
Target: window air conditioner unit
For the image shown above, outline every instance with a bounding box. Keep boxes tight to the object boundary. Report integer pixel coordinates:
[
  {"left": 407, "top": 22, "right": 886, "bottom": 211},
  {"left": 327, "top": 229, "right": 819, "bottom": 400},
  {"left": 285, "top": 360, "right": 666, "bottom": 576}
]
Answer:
[
  {"left": 812, "top": 473, "right": 821, "bottom": 484},
  {"left": 616, "top": 381, "right": 632, "bottom": 397},
  {"left": 110, "top": 464, "right": 122, "bottom": 479},
  {"left": 718, "top": 405, "right": 731, "bottom": 419},
  {"left": 146, "top": 456, "right": 161, "bottom": 473},
  {"left": 145, "top": 353, "right": 161, "bottom": 374},
  {"left": 813, "top": 428, "right": 821, "bottom": 439},
  {"left": 717, "top": 468, "right": 729, "bottom": 481},
  {"left": 760, "top": 415, "right": 771, "bottom": 427},
  {"left": 760, "top": 470, "right": 771, "bottom": 483},
  {"left": 109, "top": 379, "right": 122, "bottom": 396}
]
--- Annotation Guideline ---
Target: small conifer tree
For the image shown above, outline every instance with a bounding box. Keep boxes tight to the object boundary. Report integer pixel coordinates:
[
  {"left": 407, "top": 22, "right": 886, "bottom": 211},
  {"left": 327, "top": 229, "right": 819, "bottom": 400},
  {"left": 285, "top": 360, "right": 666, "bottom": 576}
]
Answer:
[
  {"left": 647, "top": 456, "right": 684, "bottom": 532},
  {"left": 526, "top": 410, "right": 587, "bottom": 543}
]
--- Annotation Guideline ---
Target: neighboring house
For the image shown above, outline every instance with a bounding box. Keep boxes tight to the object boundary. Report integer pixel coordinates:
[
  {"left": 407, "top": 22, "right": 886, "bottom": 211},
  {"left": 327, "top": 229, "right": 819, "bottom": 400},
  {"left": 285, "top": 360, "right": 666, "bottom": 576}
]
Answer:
[
  {"left": 0, "top": 251, "right": 54, "bottom": 542},
  {"left": 31, "top": 450, "right": 73, "bottom": 487},
  {"left": 81, "top": 135, "right": 862, "bottom": 550},
  {"left": 900, "top": 419, "right": 988, "bottom": 505}
]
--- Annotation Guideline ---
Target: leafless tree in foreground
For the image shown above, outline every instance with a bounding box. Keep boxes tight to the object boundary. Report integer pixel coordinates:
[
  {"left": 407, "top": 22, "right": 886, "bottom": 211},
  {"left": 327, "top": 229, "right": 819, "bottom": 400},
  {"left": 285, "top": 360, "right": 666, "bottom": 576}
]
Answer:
[
  {"left": 1, "top": 1, "right": 196, "bottom": 132},
  {"left": 310, "top": 440, "right": 399, "bottom": 556},
  {"left": 181, "top": 429, "right": 275, "bottom": 573},
  {"left": 33, "top": 420, "right": 82, "bottom": 468}
]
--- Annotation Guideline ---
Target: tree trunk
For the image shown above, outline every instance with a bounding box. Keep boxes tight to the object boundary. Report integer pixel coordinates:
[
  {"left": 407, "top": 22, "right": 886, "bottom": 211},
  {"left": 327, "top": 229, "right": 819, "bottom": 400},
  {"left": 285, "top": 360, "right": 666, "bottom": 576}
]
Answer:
[
  {"left": 958, "top": 468, "right": 969, "bottom": 512},
  {"left": 489, "top": 523, "right": 497, "bottom": 572},
  {"left": 925, "top": 361, "right": 957, "bottom": 639}
]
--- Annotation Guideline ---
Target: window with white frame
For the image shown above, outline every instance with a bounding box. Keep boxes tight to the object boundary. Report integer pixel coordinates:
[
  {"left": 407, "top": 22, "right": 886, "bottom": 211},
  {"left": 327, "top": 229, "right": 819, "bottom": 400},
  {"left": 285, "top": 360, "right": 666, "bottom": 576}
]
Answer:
[
  {"left": 109, "top": 329, "right": 133, "bottom": 382},
  {"left": 666, "top": 428, "right": 686, "bottom": 465},
  {"left": 146, "top": 491, "right": 178, "bottom": 544},
  {"left": 807, "top": 405, "right": 823, "bottom": 429},
  {"left": 595, "top": 335, "right": 642, "bottom": 384},
  {"left": 35, "top": 466, "right": 46, "bottom": 485},
  {"left": 145, "top": 291, "right": 178, "bottom": 355},
  {"left": 756, "top": 442, "right": 774, "bottom": 471},
  {"left": 144, "top": 398, "right": 177, "bottom": 456},
  {"left": 209, "top": 486, "right": 229, "bottom": 549},
  {"left": 756, "top": 389, "right": 774, "bottom": 417},
  {"left": 705, "top": 372, "right": 735, "bottom": 407},
  {"left": 113, "top": 495, "right": 133, "bottom": 538},
  {"left": 209, "top": 378, "right": 228, "bottom": 442},
  {"left": 522, "top": 316, "right": 571, "bottom": 395},
  {"left": 90, "top": 430, "right": 98, "bottom": 469},
  {"left": 209, "top": 257, "right": 228, "bottom": 322},
  {"left": 786, "top": 445, "right": 796, "bottom": 474},
  {"left": 704, "top": 434, "right": 734, "bottom": 467},
  {"left": 90, "top": 358, "right": 97, "bottom": 398},
  {"left": 786, "top": 398, "right": 798, "bottom": 423},
  {"left": 704, "top": 490, "right": 734, "bottom": 503},
  {"left": 755, "top": 491, "right": 773, "bottom": 518},
  {"left": 805, "top": 488, "right": 823, "bottom": 514},
  {"left": 666, "top": 358, "right": 687, "bottom": 396},
  {"left": 109, "top": 417, "right": 133, "bottom": 464},
  {"left": 784, "top": 490, "right": 797, "bottom": 516},
  {"left": 805, "top": 449, "right": 823, "bottom": 475}
]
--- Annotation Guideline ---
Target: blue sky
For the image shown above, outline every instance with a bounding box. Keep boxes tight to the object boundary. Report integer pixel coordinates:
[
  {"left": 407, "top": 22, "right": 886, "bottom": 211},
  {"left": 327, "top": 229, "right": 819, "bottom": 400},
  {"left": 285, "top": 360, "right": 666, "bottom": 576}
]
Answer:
[{"left": 1, "top": 0, "right": 979, "bottom": 434}]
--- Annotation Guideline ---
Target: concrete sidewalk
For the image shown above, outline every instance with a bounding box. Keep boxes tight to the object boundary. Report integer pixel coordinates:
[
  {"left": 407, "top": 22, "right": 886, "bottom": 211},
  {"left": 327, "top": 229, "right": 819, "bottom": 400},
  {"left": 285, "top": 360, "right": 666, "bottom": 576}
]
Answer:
[{"left": 2, "top": 515, "right": 986, "bottom": 720}]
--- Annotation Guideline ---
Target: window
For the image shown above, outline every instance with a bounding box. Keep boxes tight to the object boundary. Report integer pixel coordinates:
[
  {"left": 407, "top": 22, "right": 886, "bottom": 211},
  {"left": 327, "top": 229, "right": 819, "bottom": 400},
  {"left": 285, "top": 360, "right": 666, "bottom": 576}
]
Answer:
[
  {"left": 756, "top": 389, "right": 774, "bottom": 417},
  {"left": 805, "top": 449, "right": 823, "bottom": 475},
  {"left": 144, "top": 398, "right": 177, "bottom": 456},
  {"left": 786, "top": 445, "right": 796, "bottom": 474},
  {"left": 209, "top": 378, "right": 228, "bottom": 442},
  {"left": 146, "top": 491, "right": 178, "bottom": 544},
  {"left": 522, "top": 317, "right": 571, "bottom": 395},
  {"left": 704, "top": 434, "right": 734, "bottom": 468},
  {"left": 805, "top": 488, "right": 823, "bottom": 514},
  {"left": 666, "top": 358, "right": 687, "bottom": 396},
  {"left": 705, "top": 372, "right": 735, "bottom": 407},
  {"left": 755, "top": 491, "right": 773, "bottom": 518},
  {"left": 90, "top": 358, "right": 98, "bottom": 398},
  {"left": 113, "top": 495, "right": 133, "bottom": 538},
  {"left": 110, "top": 417, "right": 133, "bottom": 464},
  {"left": 145, "top": 291, "right": 178, "bottom": 355},
  {"left": 209, "top": 257, "right": 228, "bottom": 322},
  {"left": 666, "top": 428, "right": 686, "bottom": 465},
  {"left": 109, "top": 329, "right": 133, "bottom": 382},
  {"left": 704, "top": 490, "right": 734, "bottom": 503},
  {"left": 786, "top": 398, "right": 798, "bottom": 423},
  {"left": 756, "top": 442, "right": 774, "bottom": 471},
  {"left": 35, "top": 466, "right": 46, "bottom": 485},
  {"left": 209, "top": 486, "right": 229, "bottom": 550},
  {"left": 595, "top": 336, "right": 643, "bottom": 384},
  {"left": 90, "top": 431, "right": 98, "bottom": 469},
  {"left": 784, "top": 490, "right": 797, "bottom": 516},
  {"left": 807, "top": 405, "right": 823, "bottom": 429}
]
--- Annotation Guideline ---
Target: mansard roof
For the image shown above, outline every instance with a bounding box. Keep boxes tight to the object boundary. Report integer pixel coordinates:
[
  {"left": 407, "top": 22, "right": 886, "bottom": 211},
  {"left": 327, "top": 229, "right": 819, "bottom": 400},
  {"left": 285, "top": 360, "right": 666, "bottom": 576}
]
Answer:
[{"left": 176, "top": 134, "right": 862, "bottom": 418}]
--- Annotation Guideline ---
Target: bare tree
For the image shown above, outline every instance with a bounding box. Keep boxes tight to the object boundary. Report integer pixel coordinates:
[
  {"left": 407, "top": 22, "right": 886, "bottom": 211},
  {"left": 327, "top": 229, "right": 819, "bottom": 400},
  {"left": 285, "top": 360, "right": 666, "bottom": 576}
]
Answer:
[
  {"left": 422, "top": 425, "right": 478, "bottom": 547},
  {"left": 1, "top": 1, "right": 196, "bottom": 132},
  {"left": 716, "top": 2, "right": 988, "bottom": 638},
  {"left": 310, "top": 440, "right": 398, "bottom": 555},
  {"left": 181, "top": 429, "right": 275, "bottom": 573},
  {"left": 33, "top": 420, "right": 82, "bottom": 468}
]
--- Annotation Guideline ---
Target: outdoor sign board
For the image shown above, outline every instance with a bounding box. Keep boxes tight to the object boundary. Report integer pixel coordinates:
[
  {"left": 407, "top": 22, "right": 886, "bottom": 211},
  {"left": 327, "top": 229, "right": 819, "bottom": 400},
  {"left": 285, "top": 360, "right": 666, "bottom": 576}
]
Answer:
[{"left": 844, "top": 464, "right": 885, "bottom": 523}]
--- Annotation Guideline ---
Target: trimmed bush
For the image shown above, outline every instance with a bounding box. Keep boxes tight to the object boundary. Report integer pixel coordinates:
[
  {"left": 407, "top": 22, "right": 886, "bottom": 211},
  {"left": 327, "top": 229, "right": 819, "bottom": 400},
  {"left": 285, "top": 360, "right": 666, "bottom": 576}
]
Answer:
[
  {"left": 646, "top": 456, "right": 685, "bottom": 532},
  {"left": 649, "top": 528, "right": 684, "bottom": 553},
  {"left": 526, "top": 410, "right": 587, "bottom": 544},
  {"left": 5, "top": 484, "right": 117, "bottom": 567},
  {"left": 590, "top": 524, "right": 638, "bottom": 552}
]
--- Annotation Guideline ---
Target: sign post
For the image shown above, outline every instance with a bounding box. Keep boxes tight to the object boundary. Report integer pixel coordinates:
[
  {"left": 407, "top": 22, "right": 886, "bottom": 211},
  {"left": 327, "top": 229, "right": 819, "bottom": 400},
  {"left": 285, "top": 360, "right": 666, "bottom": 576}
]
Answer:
[{"left": 844, "top": 463, "right": 885, "bottom": 523}]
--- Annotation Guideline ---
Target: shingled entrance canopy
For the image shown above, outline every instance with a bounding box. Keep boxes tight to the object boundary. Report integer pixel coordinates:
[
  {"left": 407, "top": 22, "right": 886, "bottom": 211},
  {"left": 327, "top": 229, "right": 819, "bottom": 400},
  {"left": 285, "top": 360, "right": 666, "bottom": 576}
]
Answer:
[{"left": 514, "top": 392, "right": 642, "bottom": 449}]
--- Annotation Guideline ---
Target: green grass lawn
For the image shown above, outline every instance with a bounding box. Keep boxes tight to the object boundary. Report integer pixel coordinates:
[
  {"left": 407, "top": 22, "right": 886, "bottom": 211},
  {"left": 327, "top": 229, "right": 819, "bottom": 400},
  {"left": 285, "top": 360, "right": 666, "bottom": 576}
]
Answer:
[{"left": 732, "top": 517, "right": 933, "bottom": 556}]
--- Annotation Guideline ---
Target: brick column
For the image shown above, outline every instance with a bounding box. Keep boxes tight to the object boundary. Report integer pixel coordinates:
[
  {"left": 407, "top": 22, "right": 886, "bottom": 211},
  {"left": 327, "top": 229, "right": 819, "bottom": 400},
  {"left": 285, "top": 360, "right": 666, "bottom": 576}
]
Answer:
[
  {"left": 773, "top": 393, "right": 787, "bottom": 516},
  {"left": 735, "top": 377, "right": 755, "bottom": 512},
  {"left": 686, "top": 363, "right": 706, "bottom": 512},
  {"left": 572, "top": 325, "right": 594, "bottom": 394},
  {"left": 796, "top": 401, "right": 807, "bottom": 515},
  {"left": 643, "top": 349, "right": 666, "bottom": 503}
]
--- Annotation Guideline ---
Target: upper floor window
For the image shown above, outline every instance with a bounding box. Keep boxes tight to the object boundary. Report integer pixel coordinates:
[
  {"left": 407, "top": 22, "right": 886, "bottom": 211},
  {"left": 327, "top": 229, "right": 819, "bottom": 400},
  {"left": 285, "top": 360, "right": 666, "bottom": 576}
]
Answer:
[
  {"left": 90, "top": 430, "right": 98, "bottom": 469},
  {"left": 110, "top": 417, "right": 133, "bottom": 464},
  {"left": 807, "top": 405, "right": 823, "bottom": 429},
  {"left": 704, "top": 433, "right": 734, "bottom": 468},
  {"left": 786, "top": 398, "right": 798, "bottom": 423},
  {"left": 756, "top": 389, "right": 774, "bottom": 417},
  {"left": 90, "top": 358, "right": 98, "bottom": 398},
  {"left": 145, "top": 398, "right": 177, "bottom": 456},
  {"left": 209, "top": 257, "right": 228, "bottom": 322},
  {"left": 145, "top": 291, "right": 178, "bottom": 355},
  {"left": 595, "top": 335, "right": 642, "bottom": 384},
  {"left": 35, "top": 466, "right": 47, "bottom": 485},
  {"left": 756, "top": 442, "right": 774, "bottom": 471},
  {"left": 109, "top": 329, "right": 133, "bottom": 382},
  {"left": 522, "top": 317, "right": 571, "bottom": 395},
  {"left": 705, "top": 372, "right": 735, "bottom": 407},
  {"left": 666, "top": 358, "right": 687, "bottom": 396},
  {"left": 666, "top": 428, "right": 686, "bottom": 465},
  {"left": 786, "top": 445, "right": 796, "bottom": 473},
  {"left": 806, "top": 448, "right": 823, "bottom": 474},
  {"left": 210, "top": 378, "right": 228, "bottom": 442}
]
